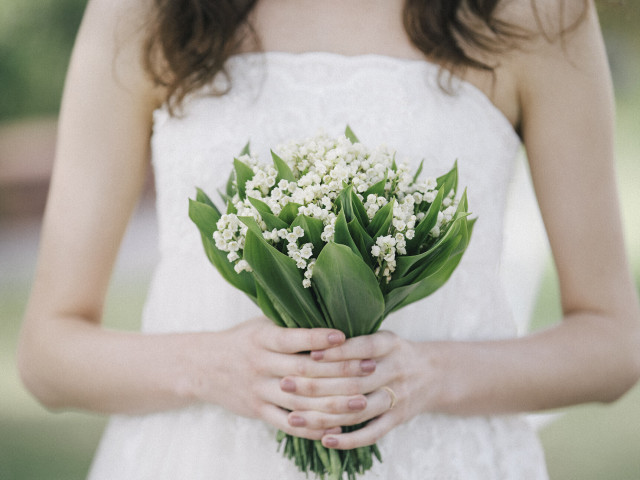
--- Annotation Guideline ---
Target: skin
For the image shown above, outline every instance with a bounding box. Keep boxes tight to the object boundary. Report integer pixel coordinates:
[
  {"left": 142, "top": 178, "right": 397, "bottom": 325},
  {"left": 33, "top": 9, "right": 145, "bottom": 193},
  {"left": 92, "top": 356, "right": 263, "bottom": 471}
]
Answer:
[{"left": 18, "top": 0, "right": 640, "bottom": 453}]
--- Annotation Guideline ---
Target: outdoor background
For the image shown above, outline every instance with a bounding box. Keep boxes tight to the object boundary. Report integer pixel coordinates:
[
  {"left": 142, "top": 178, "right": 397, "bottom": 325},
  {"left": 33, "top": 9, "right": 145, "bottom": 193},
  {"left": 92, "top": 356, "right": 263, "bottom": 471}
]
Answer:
[{"left": 1, "top": 1, "right": 639, "bottom": 479}]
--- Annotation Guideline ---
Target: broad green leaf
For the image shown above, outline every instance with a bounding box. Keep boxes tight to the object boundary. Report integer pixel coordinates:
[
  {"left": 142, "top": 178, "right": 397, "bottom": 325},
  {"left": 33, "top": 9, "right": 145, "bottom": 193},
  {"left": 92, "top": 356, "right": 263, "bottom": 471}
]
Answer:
[
  {"left": 278, "top": 202, "right": 301, "bottom": 225},
  {"left": 366, "top": 198, "right": 395, "bottom": 238},
  {"left": 195, "top": 188, "right": 218, "bottom": 211},
  {"left": 385, "top": 246, "right": 466, "bottom": 314},
  {"left": 345, "top": 125, "right": 359, "bottom": 144},
  {"left": 362, "top": 173, "right": 387, "bottom": 198},
  {"left": 225, "top": 169, "right": 235, "bottom": 200},
  {"left": 248, "top": 196, "right": 289, "bottom": 230},
  {"left": 188, "top": 198, "right": 256, "bottom": 299},
  {"left": 243, "top": 229, "right": 324, "bottom": 328},
  {"left": 238, "top": 216, "right": 262, "bottom": 237},
  {"left": 387, "top": 231, "right": 461, "bottom": 290},
  {"left": 349, "top": 188, "right": 369, "bottom": 227},
  {"left": 333, "top": 210, "right": 361, "bottom": 259},
  {"left": 347, "top": 219, "right": 375, "bottom": 268},
  {"left": 406, "top": 187, "right": 444, "bottom": 254},
  {"left": 291, "top": 214, "right": 325, "bottom": 256},
  {"left": 312, "top": 243, "right": 385, "bottom": 338},
  {"left": 436, "top": 161, "right": 458, "bottom": 196},
  {"left": 234, "top": 157, "right": 254, "bottom": 200},
  {"left": 271, "top": 150, "right": 296, "bottom": 182},
  {"left": 255, "top": 281, "right": 286, "bottom": 327},
  {"left": 226, "top": 199, "right": 237, "bottom": 215},
  {"left": 239, "top": 141, "right": 251, "bottom": 156},
  {"left": 247, "top": 196, "right": 273, "bottom": 215}
]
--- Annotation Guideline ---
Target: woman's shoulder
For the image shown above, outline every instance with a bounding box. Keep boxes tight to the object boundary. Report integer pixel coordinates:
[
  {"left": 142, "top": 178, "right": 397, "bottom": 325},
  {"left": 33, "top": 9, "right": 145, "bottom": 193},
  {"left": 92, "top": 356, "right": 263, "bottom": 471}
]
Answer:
[{"left": 79, "top": 0, "right": 166, "bottom": 110}]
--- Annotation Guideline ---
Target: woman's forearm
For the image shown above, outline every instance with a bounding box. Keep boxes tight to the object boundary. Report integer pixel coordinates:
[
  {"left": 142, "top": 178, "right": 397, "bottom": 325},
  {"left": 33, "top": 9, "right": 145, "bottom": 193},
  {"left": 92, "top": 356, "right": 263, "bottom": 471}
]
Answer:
[
  {"left": 422, "top": 311, "right": 640, "bottom": 416},
  {"left": 17, "top": 315, "right": 221, "bottom": 414}
]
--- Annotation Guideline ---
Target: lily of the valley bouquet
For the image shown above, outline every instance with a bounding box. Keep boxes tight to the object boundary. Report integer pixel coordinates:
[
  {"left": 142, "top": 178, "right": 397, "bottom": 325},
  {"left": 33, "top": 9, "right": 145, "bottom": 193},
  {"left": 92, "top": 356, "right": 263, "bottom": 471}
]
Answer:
[{"left": 189, "top": 128, "right": 474, "bottom": 480}]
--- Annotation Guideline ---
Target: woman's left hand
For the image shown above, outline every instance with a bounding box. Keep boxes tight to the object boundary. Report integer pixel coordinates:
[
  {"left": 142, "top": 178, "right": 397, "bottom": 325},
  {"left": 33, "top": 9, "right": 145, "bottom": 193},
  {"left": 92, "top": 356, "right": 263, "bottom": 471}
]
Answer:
[{"left": 279, "top": 330, "right": 440, "bottom": 449}]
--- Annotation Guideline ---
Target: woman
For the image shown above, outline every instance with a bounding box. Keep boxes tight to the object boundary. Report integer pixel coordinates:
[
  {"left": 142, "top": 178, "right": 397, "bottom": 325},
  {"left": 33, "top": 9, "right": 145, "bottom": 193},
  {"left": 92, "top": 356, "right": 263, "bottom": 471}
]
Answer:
[{"left": 18, "top": 0, "right": 640, "bottom": 478}]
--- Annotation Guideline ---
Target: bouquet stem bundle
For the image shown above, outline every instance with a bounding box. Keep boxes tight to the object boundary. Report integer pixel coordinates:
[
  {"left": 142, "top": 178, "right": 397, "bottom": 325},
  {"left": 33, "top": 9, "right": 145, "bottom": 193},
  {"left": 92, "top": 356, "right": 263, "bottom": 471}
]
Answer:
[{"left": 189, "top": 128, "right": 474, "bottom": 479}]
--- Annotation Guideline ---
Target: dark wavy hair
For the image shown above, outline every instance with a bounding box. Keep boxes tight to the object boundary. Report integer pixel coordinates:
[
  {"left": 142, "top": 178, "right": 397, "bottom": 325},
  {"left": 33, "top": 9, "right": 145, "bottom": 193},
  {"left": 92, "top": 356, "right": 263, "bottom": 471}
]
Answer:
[{"left": 143, "top": 0, "right": 588, "bottom": 111}]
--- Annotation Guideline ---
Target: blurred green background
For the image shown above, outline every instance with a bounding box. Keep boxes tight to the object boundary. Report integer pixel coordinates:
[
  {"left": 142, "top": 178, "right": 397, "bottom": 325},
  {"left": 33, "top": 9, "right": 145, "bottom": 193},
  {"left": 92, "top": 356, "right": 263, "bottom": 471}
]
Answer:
[{"left": 1, "top": 1, "right": 639, "bottom": 479}]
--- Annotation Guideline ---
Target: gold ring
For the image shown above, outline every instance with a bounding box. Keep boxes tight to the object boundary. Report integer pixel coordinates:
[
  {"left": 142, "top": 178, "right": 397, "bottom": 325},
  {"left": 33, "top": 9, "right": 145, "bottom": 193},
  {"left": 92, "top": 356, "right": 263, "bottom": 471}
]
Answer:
[{"left": 382, "top": 386, "right": 397, "bottom": 410}]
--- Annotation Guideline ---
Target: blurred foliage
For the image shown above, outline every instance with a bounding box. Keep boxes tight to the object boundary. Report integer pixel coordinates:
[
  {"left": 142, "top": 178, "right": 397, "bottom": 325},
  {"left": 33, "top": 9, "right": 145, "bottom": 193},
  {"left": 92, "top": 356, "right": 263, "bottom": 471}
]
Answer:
[
  {"left": 0, "top": 0, "right": 87, "bottom": 122},
  {"left": 0, "top": 0, "right": 639, "bottom": 122}
]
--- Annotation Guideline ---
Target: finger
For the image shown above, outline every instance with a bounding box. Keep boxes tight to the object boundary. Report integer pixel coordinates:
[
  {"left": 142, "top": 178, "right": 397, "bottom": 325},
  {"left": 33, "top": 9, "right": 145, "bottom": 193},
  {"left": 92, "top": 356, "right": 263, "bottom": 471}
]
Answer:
[
  {"left": 311, "top": 330, "right": 397, "bottom": 362},
  {"left": 280, "top": 392, "right": 368, "bottom": 416},
  {"left": 260, "top": 404, "right": 337, "bottom": 441},
  {"left": 286, "top": 388, "right": 392, "bottom": 431},
  {"left": 259, "top": 325, "right": 345, "bottom": 354},
  {"left": 321, "top": 412, "right": 397, "bottom": 450},
  {"left": 280, "top": 362, "right": 393, "bottom": 397},
  {"left": 269, "top": 353, "right": 376, "bottom": 379}
]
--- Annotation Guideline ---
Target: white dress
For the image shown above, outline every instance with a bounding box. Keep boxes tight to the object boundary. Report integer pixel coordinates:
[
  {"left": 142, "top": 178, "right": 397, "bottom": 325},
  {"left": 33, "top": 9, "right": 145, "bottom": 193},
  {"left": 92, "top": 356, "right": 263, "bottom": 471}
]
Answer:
[{"left": 88, "top": 52, "right": 548, "bottom": 480}]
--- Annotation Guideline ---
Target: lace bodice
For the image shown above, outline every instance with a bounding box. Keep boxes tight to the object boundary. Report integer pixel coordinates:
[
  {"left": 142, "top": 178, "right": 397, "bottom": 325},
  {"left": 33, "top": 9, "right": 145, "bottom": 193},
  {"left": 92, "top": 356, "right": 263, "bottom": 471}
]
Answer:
[{"left": 88, "top": 52, "right": 548, "bottom": 480}]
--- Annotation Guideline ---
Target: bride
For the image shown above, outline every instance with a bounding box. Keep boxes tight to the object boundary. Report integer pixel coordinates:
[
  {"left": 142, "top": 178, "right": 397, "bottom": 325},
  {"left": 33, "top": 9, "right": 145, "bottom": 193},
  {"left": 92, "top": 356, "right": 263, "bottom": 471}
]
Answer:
[{"left": 18, "top": 0, "right": 640, "bottom": 478}]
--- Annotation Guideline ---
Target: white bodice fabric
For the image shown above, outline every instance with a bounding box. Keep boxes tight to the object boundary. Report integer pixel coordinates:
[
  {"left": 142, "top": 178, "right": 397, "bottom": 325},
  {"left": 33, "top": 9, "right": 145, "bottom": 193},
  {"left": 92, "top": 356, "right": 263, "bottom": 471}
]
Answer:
[{"left": 88, "top": 52, "right": 548, "bottom": 479}]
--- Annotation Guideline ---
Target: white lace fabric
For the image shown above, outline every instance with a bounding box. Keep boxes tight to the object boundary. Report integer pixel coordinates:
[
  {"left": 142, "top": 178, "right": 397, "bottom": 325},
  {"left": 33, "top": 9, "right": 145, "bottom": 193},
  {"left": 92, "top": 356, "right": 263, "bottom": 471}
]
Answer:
[{"left": 88, "top": 52, "right": 548, "bottom": 479}]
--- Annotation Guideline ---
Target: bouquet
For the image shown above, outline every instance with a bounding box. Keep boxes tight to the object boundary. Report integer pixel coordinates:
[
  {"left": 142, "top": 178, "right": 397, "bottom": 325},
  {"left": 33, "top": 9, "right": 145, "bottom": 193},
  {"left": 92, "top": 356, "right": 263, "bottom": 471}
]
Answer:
[{"left": 189, "top": 127, "right": 474, "bottom": 479}]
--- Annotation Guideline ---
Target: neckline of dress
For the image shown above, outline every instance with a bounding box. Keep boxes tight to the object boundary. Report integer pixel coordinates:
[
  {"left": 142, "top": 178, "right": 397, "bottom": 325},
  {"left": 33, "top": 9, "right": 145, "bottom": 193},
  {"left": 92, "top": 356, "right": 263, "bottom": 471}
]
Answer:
[{"left": 227, "top": 50, "right": 520, "bottom": 143}]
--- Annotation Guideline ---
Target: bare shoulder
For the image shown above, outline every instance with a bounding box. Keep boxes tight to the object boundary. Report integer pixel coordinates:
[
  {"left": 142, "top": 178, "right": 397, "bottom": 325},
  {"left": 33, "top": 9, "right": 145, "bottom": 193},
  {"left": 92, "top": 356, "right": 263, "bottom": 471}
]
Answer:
[
  {"left": 493, "top": 1, "right": 609, "bottom": 124},
  {"left": 494, "top": 0, "right": 602, "bottom": 68},
  {"left": 75, "top": 0, "right": 164, "bottom": 110}
]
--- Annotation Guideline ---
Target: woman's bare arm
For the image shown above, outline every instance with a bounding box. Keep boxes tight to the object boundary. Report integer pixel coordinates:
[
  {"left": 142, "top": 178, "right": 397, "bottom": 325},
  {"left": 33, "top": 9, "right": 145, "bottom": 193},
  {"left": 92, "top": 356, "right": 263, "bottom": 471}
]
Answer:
[{"left": 16, "top": 1, "right": 357, "bottom": 442}]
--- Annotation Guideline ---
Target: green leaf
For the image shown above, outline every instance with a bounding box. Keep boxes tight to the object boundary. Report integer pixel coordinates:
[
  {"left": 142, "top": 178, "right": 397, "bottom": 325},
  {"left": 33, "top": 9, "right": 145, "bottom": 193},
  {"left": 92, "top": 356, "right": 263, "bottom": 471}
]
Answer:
[
  {"left": 436, "top": 160, "right": 458, "bottom": 196},
  {"left": 238, "top": 216, "right": 263, "bottom": 237},
  {"left": 226, "top": 199, "right": 237, "bottom": 215},
  {"left": 412, "top": 159, "right": 424, "bottom": 184},
  {"left": 406, "top": 187, "right": 444, "bottom": 254},
  {"left": 195, "top": 188, "right": 218, "bottom": 211},
  {"left": 312, "top": 243, "right": 385, "bottom": 338},
  {"left": 248, "top": 196, "right": 289, "bottom": 230},
  {"left": 225, "top": 169, "right": 235, "bottom": 200},
  {"left": 385, "top": 245, "right": 466, "bottom": 314},
  {"left": 336, "top": 186, "right": 368, "bottom": 227},
  {"left": 345, "top": 125, "right": 359, "bottom": 143},
  {"left": 239, "top": 141, "right": 251, "bottom": 156},
  {"left": 387, "top": 230, "right": 462, "bottom": 290},
  {"left": 349, "top": 188, "right": 369, "bottom": 227},
  {"left": 247, "top": 196, "right": 273, "bottom": 215},
  {"left": 347, "top": 219, "right": 375, "bottom": 268},
  {"left": 278, "top": 202, "right": 302, "bottom": 225},
  {"left": 233, "top": 157, "right": 254, "bottom": 200},
  {"left": 243, "top": 229, "right": 325, "bottom": 328},
  {"left": 291, "top": 214, "right": 325, "bottom": 256},
  {"left": 255, "top": 281, "right": 286, "bottom": 327},
  {"left": 366, "top": 199, "right": 395, "bottom": 238},
  {"left": 271, "top": 150, "right": 296, "bottom": 183},
  {"left": 333, "top": 210, "right": 361, "bottom": 259},
  {"left": 362, "top": 172, "right": 387, "bottom": 198},
  {"left": 188, "top": 198, "right": 256, "bottom": 299}
]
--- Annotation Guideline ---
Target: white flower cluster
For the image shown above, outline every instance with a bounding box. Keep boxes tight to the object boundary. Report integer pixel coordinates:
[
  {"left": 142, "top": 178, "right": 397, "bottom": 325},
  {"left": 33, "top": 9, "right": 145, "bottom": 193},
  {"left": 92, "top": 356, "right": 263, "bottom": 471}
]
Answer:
[{"left": 212, "top": 133, "right": 458, "bottom": 286}]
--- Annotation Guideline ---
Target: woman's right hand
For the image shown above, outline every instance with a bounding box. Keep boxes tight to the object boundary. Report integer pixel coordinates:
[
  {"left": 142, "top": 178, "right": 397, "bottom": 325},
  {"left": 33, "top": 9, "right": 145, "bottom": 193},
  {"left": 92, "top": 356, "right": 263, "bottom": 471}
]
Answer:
[{"left": 192, "top": 317, "right": 376, "bottom": 440}]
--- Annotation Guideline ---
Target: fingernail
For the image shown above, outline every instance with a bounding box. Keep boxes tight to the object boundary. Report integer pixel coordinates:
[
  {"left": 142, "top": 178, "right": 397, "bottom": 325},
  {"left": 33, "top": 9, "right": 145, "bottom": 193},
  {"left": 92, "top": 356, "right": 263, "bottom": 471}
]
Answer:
[
  {"left": 280, "top": 378, "right": 296, "bottom": 392},
  {"left": 328, "top": 332, "right": 344, "bottom": 345},
  {"left": 323, "top": 436, "right": 338, "bottom": 448},
  {"left": 348, "top": 397, "right": 366, "bottom": 410},
  {"left": 289, "top": 415, "right": 306, "bottom": 427},
  {"left": 360, "top": 359, "right": 376, "bottom": 373},
  {"left": 311, "top": 350, "right": 324, "bottom": 361}
]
